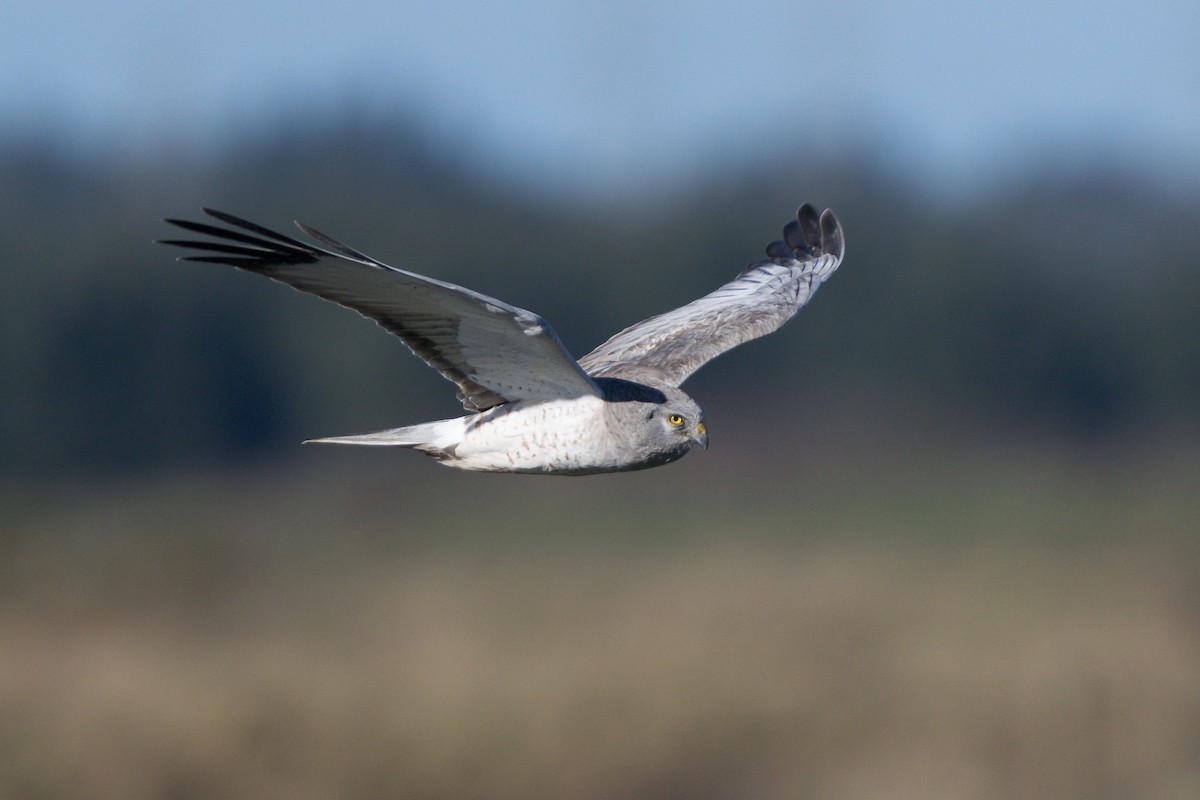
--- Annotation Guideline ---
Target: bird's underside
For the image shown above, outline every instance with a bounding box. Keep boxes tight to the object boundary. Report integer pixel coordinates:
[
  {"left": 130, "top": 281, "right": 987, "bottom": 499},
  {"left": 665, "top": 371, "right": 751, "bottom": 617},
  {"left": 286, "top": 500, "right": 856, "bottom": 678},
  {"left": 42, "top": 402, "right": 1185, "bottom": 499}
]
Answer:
[{"left": 159, "top": 203, "right": 844, "bottom": 474}]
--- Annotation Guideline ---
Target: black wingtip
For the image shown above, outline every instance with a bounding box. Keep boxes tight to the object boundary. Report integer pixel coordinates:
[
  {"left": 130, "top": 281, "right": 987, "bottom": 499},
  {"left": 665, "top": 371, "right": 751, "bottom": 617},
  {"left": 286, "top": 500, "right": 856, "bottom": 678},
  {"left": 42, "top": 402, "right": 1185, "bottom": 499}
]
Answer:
[
  {"left": 764, "top": 203, "right": 843, "bottom": 261},
  {"left": 819, "top": 208, "right": 844, "bottom": 261},
  {"left": 157, "top": 208, "right": 324, "bottom": 268}
]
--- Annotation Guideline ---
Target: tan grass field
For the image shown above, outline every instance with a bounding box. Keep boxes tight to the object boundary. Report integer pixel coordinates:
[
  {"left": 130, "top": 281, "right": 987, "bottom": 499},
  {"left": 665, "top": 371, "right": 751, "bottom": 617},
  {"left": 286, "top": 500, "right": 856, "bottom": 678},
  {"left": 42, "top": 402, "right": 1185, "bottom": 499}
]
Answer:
[{"left": 2, "top": 443, "right": 1198, "bottom": 799}]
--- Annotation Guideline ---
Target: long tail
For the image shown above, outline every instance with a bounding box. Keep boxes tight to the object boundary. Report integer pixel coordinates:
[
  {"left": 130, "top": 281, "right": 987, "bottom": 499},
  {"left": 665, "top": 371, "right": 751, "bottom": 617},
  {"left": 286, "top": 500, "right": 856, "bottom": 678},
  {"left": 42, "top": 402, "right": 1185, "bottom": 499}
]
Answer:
[{"left": 304, "top": 420, "right": 451, "bottom": 447}]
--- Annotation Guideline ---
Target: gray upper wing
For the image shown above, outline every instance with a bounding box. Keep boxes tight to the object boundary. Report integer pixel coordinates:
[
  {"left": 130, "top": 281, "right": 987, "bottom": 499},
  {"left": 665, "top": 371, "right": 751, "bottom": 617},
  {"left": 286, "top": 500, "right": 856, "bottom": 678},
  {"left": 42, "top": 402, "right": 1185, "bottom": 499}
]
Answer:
[
  {"left": 577, "top": 204, "right": 844, "bottom": 387},
  {"left": 159, "top": 209, "right": 601, "bottom": 411}
]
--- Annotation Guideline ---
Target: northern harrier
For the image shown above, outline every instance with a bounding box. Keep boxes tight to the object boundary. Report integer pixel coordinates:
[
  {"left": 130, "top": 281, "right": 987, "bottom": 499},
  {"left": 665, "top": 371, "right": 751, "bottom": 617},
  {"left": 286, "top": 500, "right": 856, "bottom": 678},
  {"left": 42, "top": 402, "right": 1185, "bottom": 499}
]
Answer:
[{"left": 160, "top": 204, "right": 843, "bottom": 474}]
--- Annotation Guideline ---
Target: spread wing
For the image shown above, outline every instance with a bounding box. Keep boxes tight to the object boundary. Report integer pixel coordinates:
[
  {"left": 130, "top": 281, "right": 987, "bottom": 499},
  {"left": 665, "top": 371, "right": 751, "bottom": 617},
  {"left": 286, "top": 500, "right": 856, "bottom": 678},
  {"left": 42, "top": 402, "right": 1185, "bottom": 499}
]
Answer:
[
  {"left": 159, "top": 209, "right": 601, "bottom": 411},
  {"left": 577, "top": 204, "right": 844, "bottom": 387}
]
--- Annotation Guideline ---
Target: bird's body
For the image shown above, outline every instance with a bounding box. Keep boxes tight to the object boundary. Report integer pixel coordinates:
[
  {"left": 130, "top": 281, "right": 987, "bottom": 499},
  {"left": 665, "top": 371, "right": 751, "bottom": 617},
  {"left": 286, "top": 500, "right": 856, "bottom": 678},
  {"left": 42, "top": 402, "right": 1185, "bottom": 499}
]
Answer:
[
  {"left": 160, "top": 203, "right": 843, "bottom": 475},
  {"left": 329, "top": 378, "right": 693, "bottom": 475}
]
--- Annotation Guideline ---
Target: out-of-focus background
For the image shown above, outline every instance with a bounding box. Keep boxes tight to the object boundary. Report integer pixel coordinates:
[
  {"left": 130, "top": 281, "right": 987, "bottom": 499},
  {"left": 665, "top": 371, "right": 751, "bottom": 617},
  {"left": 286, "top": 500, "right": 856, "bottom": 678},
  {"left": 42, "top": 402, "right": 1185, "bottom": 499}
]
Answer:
[{"left": 3, "top": 2, "right": 1199, "bottom": 798}]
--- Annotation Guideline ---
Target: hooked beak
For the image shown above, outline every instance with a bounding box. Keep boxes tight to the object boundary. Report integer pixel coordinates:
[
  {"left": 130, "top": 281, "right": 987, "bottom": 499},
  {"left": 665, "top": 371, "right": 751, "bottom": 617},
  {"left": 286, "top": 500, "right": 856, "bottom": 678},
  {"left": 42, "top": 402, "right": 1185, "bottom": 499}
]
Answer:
[{"left": 692, "top": 422, "right": 708, "bottom": 450}]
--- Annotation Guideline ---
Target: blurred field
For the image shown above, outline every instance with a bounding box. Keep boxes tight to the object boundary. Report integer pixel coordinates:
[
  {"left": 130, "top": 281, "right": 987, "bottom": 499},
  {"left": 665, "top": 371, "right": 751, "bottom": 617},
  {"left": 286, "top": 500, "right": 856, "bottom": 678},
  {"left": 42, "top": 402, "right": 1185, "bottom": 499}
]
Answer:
[{"left": 2, "top": 442, "right": 1198, "bottom": 800}]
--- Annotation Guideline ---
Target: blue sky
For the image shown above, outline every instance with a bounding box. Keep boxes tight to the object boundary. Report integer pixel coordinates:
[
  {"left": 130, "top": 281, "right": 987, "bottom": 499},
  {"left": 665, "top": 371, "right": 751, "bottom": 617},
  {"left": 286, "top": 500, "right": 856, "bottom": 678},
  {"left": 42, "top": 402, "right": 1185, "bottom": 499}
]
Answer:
[{"left": 5, "top": 0, "right": 1198, "bottom": 192}]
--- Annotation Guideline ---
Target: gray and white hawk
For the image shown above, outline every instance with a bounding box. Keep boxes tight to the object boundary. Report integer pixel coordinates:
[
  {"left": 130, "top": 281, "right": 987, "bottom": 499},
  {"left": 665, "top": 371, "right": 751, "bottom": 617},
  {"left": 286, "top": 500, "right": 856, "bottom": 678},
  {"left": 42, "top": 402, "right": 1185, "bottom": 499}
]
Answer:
[{"left": 159, "top": 203, "right": 844, "bottom": 475}]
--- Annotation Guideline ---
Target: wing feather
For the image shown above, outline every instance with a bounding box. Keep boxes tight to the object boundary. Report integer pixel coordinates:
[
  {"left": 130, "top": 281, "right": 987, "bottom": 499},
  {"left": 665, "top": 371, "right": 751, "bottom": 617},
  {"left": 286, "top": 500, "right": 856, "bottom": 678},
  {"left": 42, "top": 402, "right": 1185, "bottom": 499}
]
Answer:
[
  {"left": 577, "top": 204, "right": 844, "bottom": 386},
  {"left": 159, "top": 209, "right": 601, "bottom": 411}
]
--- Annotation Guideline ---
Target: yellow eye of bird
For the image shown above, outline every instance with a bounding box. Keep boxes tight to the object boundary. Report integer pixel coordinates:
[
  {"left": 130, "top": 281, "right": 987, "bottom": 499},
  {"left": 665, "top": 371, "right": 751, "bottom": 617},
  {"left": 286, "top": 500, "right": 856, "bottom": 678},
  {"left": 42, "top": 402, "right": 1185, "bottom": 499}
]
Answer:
[{"left": 668, "top": 414, "right": 684, "bottom": 426}]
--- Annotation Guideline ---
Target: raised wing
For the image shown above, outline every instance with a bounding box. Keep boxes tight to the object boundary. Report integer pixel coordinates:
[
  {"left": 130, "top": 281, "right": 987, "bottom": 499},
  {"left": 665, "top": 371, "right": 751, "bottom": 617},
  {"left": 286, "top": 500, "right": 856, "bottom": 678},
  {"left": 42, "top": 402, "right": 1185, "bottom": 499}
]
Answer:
[
  {"left": 578, "top": 204, "right": 844, "bottom": 387},
  {"left": 159, "top": 209, "right": 601, "bottom": 411}
]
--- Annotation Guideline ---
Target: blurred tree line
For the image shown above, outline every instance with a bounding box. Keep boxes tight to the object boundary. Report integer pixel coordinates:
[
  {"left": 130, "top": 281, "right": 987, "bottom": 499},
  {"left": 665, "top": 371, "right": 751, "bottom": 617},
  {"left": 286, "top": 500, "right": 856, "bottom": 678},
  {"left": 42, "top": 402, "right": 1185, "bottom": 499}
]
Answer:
[{"left": 1, "top": 115, "right": 1197, "bottom": 478}]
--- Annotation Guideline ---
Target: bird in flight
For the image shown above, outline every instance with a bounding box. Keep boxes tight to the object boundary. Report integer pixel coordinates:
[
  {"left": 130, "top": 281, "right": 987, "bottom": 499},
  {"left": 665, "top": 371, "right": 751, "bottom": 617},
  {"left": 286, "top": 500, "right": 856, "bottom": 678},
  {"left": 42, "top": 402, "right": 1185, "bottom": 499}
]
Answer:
[{"left": 160, "top": 204, "right": 843, "bottom": 475}]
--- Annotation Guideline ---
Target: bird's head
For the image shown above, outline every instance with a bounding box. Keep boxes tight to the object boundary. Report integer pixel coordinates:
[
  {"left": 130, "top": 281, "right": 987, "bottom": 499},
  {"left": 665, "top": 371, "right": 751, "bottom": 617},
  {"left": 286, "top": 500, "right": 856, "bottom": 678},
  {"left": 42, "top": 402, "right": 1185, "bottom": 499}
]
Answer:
[
  {"left": 595, "top": 376, "right": 709, "bottom": 464},
  {"left": 653, "top": 397, "right": 708, "bottom": 451}
]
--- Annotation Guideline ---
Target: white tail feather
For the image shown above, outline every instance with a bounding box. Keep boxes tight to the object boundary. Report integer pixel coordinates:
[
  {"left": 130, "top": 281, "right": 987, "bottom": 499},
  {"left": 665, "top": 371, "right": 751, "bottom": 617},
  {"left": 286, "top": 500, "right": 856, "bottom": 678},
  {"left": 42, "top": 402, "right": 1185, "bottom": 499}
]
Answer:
[{"left": 304, "top": 420, "right": 452, "bottom": 447}]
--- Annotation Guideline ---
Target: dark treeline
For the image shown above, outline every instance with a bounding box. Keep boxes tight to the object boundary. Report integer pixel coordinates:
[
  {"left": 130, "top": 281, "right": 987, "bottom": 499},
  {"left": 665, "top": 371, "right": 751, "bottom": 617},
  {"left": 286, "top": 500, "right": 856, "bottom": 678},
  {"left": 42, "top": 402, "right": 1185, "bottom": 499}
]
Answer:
[{"left": 2, "top": 117, "right": 1197, "bottom": 478}]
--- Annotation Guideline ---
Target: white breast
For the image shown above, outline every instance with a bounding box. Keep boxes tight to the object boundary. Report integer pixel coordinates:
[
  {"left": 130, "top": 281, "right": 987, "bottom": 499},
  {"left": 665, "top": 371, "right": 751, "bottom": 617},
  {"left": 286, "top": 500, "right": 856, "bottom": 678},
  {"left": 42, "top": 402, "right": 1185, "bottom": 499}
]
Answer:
[{"left": 446, "top": 396, "right": 618, "bottom": 473}]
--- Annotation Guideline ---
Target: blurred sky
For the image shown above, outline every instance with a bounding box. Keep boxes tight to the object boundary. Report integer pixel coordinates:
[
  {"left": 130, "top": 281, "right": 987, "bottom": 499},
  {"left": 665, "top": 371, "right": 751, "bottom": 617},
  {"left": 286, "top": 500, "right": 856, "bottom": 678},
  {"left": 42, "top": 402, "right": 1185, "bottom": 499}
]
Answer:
[{"left": 4, "top": 0, "right": 1199, "bottom": 193}]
